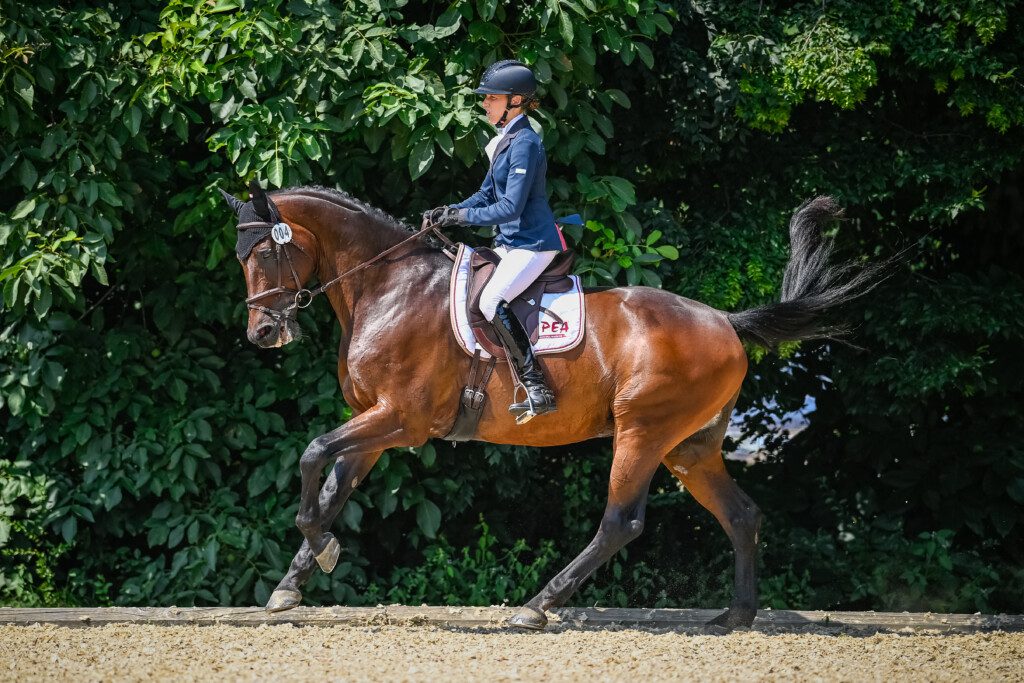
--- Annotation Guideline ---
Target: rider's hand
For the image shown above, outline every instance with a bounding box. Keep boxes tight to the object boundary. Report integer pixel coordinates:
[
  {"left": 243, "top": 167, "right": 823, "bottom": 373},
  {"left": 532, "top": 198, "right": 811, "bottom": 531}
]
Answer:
[
  {"left": 437, "top": 207, "right": 466, "bottom": 227},
  {"left": 424, "top": 206, "right": 448, "bottom": 224}
]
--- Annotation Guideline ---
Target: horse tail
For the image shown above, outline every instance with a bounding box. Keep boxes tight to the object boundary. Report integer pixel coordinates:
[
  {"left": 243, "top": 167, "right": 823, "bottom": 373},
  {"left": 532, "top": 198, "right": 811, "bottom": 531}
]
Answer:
[{"left": 726, "top": 196, "right": 887, "bottom": 350}]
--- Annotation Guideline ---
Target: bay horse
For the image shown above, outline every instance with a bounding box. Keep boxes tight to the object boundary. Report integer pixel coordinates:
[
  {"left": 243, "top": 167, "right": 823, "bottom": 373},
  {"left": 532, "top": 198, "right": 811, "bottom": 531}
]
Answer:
[{"left": 221, "top": 183, "right": 877, "bottom": 630}]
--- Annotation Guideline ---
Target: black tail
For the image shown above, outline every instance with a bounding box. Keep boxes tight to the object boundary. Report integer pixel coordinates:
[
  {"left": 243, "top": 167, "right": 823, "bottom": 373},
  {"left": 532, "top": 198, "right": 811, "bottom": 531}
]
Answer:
[{"left": 727, "top": 196, "right": 886, "bottom": 349}]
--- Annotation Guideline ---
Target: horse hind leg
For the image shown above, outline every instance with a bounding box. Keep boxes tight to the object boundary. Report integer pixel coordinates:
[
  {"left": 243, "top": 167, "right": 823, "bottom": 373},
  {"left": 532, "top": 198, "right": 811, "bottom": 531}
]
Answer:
[
  {"left": 509, "top": 427, "right": 666, "bottom": 630},
  {"left": 663, "top": 403, "right": 763, "bottom": 632}
]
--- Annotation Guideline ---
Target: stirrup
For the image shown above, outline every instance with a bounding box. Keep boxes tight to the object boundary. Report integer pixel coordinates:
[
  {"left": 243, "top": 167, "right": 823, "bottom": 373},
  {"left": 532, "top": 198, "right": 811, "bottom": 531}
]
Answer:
[{"left": 509, "top": 385, "right": 556, "bottom": 424}]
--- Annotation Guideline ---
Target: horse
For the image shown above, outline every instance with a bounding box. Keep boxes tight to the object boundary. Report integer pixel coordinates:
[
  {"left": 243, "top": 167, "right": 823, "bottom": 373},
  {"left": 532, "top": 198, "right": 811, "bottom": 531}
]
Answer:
[{"left": 220, "top": 183, "right": 879, "bottom": 630}]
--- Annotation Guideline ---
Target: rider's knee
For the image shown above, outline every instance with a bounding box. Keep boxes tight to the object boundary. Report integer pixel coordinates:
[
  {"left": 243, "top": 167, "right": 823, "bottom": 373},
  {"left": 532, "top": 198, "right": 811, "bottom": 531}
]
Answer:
[{"left": 479, "top": 290, "right": 501, "bottom": 321}]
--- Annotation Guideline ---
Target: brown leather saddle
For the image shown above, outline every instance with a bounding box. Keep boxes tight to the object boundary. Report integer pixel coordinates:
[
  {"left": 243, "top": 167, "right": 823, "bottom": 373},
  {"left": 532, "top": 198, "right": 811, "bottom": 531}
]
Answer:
[{"left": 467, "top": 247, "right": 576, "bottom": 359}]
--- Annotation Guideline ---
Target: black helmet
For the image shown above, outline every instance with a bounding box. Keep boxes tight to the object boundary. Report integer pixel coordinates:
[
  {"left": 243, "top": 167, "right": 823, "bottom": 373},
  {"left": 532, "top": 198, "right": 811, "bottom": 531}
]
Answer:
[{"left": 473, "top": 60, "right": 537, "bottom": 97}]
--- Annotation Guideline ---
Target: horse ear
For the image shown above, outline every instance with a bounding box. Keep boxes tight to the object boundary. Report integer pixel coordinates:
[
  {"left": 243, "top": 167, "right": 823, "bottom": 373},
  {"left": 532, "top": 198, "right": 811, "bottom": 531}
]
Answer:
[
  {"left": 218, "top": 187, "right": 245, "bottom": 214},
  {"left": 249, "top": 179, "right": 270, "bottom": 219}
]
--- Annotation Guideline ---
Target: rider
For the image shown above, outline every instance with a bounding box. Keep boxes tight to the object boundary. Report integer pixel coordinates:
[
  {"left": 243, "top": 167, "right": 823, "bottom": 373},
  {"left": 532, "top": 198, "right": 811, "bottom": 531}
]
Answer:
[{"left": 426, "top": 59, "right": 564, "bottom": 420}]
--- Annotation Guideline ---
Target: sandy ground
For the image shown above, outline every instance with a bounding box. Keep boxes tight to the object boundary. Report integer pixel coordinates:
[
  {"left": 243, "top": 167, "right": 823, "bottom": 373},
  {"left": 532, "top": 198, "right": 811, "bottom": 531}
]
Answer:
[{"left": 1, "top": 622, "right": 1022, "bottom": 682}]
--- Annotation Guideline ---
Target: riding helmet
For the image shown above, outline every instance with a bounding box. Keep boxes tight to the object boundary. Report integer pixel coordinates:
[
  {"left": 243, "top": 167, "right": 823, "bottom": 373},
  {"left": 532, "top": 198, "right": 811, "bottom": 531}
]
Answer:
[{"left": 473, "top": 60, "right": 537, "bottom": 97}]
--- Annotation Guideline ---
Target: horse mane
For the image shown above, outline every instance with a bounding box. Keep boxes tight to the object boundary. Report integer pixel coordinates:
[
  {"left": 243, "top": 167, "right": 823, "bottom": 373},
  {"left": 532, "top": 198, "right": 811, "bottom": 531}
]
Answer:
[{"left": 273, "top": 185, "right": 417, "bottom": 236}]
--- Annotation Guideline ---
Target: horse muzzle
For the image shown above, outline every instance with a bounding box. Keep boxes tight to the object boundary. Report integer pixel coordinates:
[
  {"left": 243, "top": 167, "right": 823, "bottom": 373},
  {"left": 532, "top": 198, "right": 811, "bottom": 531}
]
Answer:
[{"left": 248, "top": 316, "right": 302, "bottom": 348}]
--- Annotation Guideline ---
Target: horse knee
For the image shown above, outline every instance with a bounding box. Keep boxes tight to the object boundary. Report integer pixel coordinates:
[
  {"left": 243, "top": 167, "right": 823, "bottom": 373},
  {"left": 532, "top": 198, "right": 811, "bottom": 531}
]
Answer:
[{"left": 299, "top": 437, "right": 330, "bottom": 476}]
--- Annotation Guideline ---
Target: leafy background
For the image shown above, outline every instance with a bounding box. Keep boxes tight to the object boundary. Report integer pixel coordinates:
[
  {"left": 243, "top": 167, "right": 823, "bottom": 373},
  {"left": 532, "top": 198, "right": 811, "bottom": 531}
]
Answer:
[{"left": 2, "top": 0, "right": 1022, "bottom": 613}]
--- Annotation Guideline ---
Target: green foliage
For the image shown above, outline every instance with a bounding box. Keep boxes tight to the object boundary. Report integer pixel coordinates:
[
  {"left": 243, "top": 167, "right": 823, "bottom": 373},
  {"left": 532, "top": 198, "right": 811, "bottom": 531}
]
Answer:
[
  {"left": 759, "top": 519, "right": 1018, "bottom": 614},
  {"left": 370, "top": 516, "right": 558, "bottom": 607},
  {"left": 2, "top": 0, "right": 1023, "bottom": 615}
]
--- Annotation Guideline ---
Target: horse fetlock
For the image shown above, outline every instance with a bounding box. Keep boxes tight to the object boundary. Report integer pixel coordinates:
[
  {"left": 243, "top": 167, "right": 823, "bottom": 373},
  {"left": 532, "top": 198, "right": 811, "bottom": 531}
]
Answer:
[{"left": 295, "top": 512, "right": 319, "bottom": 537}]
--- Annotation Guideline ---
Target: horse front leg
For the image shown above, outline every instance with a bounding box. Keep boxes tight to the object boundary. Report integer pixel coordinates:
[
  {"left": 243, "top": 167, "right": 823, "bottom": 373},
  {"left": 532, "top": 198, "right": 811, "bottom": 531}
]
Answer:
[
  {"left": 293, "top": 404, "right": 407, "bottom": 572},
  {"left": 266, "top": 452, "right": 381, "bottom": 612}
]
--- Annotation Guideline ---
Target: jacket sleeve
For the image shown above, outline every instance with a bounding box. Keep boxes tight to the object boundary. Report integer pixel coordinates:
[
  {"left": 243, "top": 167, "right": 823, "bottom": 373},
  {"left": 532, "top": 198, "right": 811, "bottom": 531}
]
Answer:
[
  {"left": 463, "top": 138, "right": 540, "bottom": 226},
  {"left": 450, "top": 172, "right": 494, "bottom": 210}
]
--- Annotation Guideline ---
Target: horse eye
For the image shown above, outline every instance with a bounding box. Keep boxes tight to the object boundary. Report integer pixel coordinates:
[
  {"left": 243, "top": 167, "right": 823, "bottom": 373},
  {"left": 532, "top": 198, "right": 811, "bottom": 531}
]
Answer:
[{"left": 259, "top": 248, "right": 273, "bottom": 259}]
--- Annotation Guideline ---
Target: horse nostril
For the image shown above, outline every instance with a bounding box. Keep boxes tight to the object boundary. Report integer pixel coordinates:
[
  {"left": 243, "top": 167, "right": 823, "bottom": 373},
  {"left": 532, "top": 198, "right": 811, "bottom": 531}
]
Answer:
[{"left": 255, "top": 323, "right": 275, "bottom": 340}]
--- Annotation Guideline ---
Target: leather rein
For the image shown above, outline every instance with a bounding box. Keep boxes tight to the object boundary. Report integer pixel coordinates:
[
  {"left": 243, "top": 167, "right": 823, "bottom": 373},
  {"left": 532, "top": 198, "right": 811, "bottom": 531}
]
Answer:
[{"left": 239, "top": 216, "right": 453, "bottom": 321}]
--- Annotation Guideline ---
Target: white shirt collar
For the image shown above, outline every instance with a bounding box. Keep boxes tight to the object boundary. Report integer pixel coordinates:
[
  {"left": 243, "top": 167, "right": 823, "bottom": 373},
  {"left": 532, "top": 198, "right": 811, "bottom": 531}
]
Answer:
[{"left": 486, "top": 114, "right": 527, "bottom": 162}]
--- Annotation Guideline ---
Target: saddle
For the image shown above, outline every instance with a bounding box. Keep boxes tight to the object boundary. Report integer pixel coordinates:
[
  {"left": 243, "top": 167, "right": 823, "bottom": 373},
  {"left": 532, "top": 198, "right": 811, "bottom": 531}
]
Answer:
[{"left": 466, "top": 247, "right": 576, "bottom": 359}]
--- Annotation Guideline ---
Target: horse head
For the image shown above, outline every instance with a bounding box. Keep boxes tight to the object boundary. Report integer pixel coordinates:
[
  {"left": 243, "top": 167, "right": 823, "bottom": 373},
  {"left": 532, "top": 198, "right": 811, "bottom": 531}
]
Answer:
[{"left": 220, "top": 180, "right": 319, "bottom": 349}]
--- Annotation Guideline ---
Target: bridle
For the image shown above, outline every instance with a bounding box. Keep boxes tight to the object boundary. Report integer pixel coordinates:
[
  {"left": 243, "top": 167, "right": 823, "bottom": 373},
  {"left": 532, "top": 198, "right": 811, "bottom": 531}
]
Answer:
[
  {"left": 238, "top": 213, "right": 454, "bottom": 322},
  {"left": 238, "top": 219, "right": 315, "bottom": 322}
]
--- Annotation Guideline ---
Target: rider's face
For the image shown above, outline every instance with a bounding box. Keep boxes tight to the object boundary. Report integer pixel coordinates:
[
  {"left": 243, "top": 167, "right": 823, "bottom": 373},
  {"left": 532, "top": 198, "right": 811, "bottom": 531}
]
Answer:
[{"left": 480, "top": 93, "right": 523, "bottom": 126}]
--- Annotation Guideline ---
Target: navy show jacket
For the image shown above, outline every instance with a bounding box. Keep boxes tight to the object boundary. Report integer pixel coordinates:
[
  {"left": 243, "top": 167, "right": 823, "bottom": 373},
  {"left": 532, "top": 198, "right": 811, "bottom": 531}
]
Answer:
[{"left": 452, "top": 116, "right": 566, "bottom": 253}]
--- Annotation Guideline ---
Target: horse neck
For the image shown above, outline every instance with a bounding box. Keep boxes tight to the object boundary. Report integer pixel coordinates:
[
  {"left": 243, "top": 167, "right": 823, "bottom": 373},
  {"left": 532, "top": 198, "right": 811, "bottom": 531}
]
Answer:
[{"left": 277, "top": 193, "right": 442, "bottom": 335}]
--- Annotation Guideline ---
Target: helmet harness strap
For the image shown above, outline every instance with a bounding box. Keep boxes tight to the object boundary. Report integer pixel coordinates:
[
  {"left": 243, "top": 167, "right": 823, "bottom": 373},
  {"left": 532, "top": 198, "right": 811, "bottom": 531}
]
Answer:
[{"left": 497, "top": 93, "right": 532, "bottom": 128}]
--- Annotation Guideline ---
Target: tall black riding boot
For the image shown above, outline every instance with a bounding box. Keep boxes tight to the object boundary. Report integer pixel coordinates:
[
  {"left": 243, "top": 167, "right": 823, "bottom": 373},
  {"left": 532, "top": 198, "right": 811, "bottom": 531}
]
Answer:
[{"left": 490, "top": 302, "right": 557, "bottom": 422}]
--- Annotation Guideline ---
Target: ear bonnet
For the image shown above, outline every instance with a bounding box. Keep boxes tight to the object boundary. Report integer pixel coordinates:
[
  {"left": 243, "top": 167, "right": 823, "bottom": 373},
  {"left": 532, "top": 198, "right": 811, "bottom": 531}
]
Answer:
[{"left": 220, "top": 182, "right": 284, "bottom": 259}]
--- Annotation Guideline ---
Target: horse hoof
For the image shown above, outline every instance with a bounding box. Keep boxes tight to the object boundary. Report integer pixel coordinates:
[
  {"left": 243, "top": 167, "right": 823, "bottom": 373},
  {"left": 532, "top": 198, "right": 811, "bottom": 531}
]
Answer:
[
  {"left": 705, "top": 606, "right": 756, "bottom": 633},
  {"left": 315, "top": 534, "right": 341, "bottom": 573},
  {"left": 508, "top": 606, "right": 547, "bottom": 631},
  {"left": 265, "top": 589, "right": 302, "bottom": 613}
]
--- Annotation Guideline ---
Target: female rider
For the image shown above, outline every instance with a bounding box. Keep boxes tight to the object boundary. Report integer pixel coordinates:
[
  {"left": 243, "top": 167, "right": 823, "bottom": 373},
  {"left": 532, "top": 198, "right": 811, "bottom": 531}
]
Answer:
[{"left": 426, "top": 59, "right": 565, "bottom": 421}]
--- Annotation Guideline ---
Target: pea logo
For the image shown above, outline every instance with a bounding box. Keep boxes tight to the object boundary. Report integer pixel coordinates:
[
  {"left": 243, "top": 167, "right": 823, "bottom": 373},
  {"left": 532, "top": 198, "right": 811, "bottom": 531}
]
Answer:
[{"left": 271, "top": 222, "right": 293, "bottom": 244}]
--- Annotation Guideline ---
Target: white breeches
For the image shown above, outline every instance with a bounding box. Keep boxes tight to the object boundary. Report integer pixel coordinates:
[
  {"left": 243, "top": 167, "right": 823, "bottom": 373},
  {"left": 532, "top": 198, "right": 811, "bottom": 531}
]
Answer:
[{"left": 479, "top": 245, "right": 560, "bottom": 321}]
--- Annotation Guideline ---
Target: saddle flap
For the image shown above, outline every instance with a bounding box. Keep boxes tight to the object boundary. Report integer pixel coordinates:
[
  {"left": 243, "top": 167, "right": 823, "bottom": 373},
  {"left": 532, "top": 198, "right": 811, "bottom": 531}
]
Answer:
[{"left": 452, "top": 245, "right": 586, "bottom": 360}]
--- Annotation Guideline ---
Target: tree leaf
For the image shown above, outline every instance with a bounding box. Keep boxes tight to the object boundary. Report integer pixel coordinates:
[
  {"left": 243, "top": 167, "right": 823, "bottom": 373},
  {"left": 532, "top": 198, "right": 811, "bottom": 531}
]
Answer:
[
  {"left": 18, "top": 159, "right": 37, "bottom": 191},
  {"left": 128, "top": 106, "right": 142, "bottom": 135},
  {"left": 636, "top": 43, "right": 654, "bottom": 69},
  {"left": 558, "top": 11, "right": 574, "bottom": 46},
  {"left": 61, "top": 516, "right": 77, "bottom": 543},
  {"left": 268, "top": 156, "right": 284, "bottom": 187},
  {"left": 478, "top": 0, "right": 498, "bottom": 21},
  {"left": 656, "top": 245, "right": 679, "bottom": 259},
  {"left": 408, "top": 136, "right": 435, "bottom": 180},
  {"left": 434, "top": 7, "right": 462, "bottom": 38},
  {"left": 416, "top": 499, "right": 441, "bottom": 538},
  {"left": 606, "top": 89, "right": 631, "bottom": 109},
  {"left": 13, "top": 73, "right": 33, "bottom": 107},
  {"left": 10, "top": 198, "right": 36, "bottom": 220},
  {"left": 367, "top": 40, "right": 383, "bottom": 64}
]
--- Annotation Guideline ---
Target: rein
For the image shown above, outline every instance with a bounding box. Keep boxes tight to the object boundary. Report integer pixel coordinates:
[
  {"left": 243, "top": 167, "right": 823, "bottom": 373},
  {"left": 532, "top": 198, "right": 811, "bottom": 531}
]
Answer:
[{"left": 240, "top": 216, "right": 451, "bottom": 320}]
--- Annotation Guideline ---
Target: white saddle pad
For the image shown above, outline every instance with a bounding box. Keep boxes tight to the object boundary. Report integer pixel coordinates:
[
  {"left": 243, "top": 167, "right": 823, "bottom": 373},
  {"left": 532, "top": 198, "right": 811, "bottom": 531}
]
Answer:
[{"left": 449, "top": 244, "right": 586, "bottom": 359}]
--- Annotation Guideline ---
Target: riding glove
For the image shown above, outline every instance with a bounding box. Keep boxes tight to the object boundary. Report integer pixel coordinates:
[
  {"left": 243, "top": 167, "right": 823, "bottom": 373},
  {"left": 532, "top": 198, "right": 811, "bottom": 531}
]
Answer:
[
  {"left": 424, "top": 206, "right": 447, "bottom": 224},
  {"left": 423, "top": 206, "right": 467, "bottom": 227},
  {"left": 435, "top": 207, "right": 466, "bottom": 227}
]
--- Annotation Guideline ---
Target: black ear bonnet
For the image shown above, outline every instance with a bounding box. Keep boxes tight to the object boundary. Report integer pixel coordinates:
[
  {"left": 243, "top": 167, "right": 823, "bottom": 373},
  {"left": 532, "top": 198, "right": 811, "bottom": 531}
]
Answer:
[{"left": 219, "top": 186, "right": 283, "bottom": 259}]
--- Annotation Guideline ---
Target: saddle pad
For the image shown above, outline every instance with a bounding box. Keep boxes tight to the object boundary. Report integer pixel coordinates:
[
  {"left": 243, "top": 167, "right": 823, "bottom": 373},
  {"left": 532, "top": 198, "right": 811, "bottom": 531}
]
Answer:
[{"left": 450, "top": 244, "right": 585, "bottom": 359}]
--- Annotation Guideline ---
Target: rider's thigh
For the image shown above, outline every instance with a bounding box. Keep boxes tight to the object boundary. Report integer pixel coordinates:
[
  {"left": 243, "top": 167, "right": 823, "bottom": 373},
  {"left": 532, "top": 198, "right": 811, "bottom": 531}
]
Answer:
[{"left": 479, "top": 248, "right": 558, "bottom": 321}]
